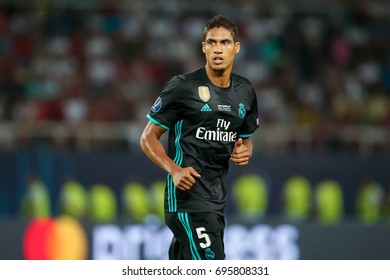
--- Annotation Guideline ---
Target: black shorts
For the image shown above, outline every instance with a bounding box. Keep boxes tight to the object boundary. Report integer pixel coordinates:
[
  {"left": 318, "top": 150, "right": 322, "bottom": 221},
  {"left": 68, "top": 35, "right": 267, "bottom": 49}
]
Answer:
[{"left": 165, "top": 212, "right": 226, "bottom": 260}]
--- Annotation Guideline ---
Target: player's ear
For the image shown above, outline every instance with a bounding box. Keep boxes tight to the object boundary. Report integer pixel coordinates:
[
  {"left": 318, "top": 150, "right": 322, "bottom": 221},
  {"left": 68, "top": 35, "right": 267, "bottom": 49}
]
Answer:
[
  {"left": 202, "top": 42, "right": 206, "bottom": 53},
  {"left": 235, "top": 42, "right": 240, "bottom": 54}
]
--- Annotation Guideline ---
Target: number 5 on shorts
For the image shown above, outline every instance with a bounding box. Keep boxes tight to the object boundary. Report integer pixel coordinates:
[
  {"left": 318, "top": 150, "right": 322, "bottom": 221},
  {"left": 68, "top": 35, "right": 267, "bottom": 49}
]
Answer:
[{"left": 196, "top": 227, "right": 211, "bottom": 248}]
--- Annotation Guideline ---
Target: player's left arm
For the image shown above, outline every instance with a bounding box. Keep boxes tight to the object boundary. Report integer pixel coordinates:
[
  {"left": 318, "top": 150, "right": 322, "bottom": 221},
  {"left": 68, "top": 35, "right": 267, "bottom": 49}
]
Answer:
[{"left": 230, "top": 137, "right": 253, "bottom": 166}]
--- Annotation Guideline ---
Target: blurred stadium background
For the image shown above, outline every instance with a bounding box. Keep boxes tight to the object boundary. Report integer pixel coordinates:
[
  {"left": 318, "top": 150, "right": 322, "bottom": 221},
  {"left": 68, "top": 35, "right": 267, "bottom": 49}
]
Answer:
[{"left": 0, "top": 0, "right": 390, "bottom": 260}]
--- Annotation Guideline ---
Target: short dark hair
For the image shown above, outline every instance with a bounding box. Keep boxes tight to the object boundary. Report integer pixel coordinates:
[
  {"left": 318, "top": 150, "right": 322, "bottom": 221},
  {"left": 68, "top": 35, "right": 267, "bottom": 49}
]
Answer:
[{"left": 203, "top": 15, "right": 239, "bottom": 42}]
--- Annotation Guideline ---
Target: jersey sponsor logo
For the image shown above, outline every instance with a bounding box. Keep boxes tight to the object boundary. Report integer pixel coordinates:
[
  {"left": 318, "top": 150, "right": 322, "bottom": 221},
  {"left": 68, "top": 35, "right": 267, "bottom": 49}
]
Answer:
[
  {"left": 151, "top": 97, "right": 162, "bottom": 113},
  {"left": 195, "top": 118, "right": 237, "bottom": 142},
  {"left": 200, "top": 103, "right": 212, "bottom": 112},
  {"left": 238, "top": 103, "right": 246, "bottom": 119},
  {"left": 198, "top": 86, "right": 211, "bottom": 102}
]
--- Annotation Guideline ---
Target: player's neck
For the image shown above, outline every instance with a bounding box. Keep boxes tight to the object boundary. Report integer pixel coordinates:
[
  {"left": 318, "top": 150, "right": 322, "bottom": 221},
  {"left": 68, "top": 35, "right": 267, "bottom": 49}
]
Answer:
[{"left": 205, "top": 65, "right": 231, "bottom": 88}]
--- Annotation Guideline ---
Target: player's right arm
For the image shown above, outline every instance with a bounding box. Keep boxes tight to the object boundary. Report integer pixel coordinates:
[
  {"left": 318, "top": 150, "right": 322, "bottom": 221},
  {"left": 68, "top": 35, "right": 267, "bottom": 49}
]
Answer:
[{"left": 140, "top": 121, "right": 201, "bottom": 191}]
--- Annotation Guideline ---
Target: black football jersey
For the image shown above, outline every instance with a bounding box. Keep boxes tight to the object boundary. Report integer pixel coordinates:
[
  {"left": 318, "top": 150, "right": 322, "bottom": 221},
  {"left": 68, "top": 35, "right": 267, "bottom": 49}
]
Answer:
[{"left": 147, "top": 67, "right": 259, "bottom": 215}]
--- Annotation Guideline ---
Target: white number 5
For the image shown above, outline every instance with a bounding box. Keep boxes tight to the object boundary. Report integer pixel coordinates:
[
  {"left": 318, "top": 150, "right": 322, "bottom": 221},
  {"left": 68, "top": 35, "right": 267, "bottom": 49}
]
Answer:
[{"left": 196, "top": 227, "right": 211, "bottom": 248}]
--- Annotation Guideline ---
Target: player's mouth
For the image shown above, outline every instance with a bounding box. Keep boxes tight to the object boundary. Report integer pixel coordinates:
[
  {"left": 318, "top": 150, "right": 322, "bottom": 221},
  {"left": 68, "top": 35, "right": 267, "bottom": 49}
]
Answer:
[{"left": 213, "top": 57, "right": 224, "bottom": 65}]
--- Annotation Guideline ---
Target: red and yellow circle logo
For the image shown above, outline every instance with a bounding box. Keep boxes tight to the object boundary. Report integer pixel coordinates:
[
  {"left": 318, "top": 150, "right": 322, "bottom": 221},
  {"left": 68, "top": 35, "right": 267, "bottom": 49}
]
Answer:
[{"left": 22, "top": 216, "right": 88, "bottom": 260}]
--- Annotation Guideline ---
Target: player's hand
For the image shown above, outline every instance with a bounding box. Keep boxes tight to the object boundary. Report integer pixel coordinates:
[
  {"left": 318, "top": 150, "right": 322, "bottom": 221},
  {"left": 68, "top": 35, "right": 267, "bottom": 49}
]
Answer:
[
  {"left": 230, "top": 138, "right": 250, "bottom": 166},
  {"left": 171, "top": 167, "right": 201, "bottom": 191}
]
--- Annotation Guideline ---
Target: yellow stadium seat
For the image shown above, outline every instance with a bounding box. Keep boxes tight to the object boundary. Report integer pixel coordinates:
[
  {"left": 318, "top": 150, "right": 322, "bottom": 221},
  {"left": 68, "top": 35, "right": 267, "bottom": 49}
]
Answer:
[
  {"left": 89, "top": 183, "right": 118, "bottom": 223},
  {"left": 122, "top": 181, "right": 151, "bottom": 222},
  {"left": 232, "top": 173, "right": 268, "bottom": 221}
]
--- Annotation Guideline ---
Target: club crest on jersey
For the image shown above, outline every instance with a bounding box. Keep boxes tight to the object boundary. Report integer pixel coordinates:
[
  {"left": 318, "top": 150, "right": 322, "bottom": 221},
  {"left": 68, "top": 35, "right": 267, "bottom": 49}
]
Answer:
[
  {"left": 198, "top": 86, "right": 211, "bottom": 102},
  {"left": 205, "top": 248, "right": 215, "bottom": 260},
  {"left": 238, "top": 103, "right": 246, "bottom": 119}
]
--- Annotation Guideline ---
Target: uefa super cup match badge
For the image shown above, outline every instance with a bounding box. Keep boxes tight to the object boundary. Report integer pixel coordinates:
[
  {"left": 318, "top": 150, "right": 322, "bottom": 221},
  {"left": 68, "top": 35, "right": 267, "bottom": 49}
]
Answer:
[
  {"left": 151, "top": 97, "right": 162, "bottom": 113},
  {"left": 198, "top": 86, "right": 211, "bottom": 102}
]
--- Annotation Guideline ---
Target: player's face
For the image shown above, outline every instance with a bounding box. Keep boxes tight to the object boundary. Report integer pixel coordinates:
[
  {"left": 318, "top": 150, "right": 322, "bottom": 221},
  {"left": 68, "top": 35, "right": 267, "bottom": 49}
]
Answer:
[{"left": 202, "top": 27, "right": 240, "bottom": 72}]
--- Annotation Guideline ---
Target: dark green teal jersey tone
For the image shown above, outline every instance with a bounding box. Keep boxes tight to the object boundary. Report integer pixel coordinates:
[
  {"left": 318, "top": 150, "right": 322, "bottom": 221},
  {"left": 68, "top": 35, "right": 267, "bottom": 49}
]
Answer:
[{"left": 147, "top": 67, "right": 259, "bottom": 215}]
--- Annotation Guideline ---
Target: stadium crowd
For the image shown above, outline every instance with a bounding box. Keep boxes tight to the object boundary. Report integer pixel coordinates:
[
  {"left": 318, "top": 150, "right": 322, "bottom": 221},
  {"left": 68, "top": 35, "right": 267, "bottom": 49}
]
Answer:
[{"left": 0, "top": 0, "right": 389, "bottom": 153}]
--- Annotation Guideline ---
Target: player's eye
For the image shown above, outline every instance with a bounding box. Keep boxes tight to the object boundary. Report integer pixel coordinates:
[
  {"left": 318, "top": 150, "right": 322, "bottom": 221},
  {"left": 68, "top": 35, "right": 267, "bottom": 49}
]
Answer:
[{"left": 222, "top": 40, "right": 231, "bottom": 45}]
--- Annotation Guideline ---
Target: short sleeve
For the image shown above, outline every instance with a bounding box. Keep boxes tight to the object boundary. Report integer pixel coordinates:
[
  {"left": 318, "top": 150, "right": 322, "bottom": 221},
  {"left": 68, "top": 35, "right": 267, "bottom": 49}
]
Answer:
[{"left": 147, "top": 77, "right": 182, "bottom": 130}]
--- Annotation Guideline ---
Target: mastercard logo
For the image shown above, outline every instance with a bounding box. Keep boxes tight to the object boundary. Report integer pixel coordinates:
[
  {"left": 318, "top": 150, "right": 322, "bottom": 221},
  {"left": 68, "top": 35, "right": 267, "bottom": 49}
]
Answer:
[{"left": 22, "top": 216, "right": 88, "bottom": 260}]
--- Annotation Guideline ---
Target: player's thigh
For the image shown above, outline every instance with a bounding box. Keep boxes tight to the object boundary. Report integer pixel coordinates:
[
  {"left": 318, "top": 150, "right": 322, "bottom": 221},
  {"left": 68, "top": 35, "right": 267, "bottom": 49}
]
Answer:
[{"left": 165, "top": 212, "right": 225, "bottom": 260}]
